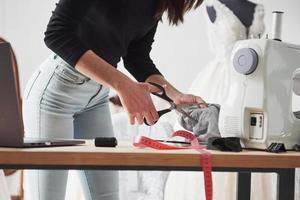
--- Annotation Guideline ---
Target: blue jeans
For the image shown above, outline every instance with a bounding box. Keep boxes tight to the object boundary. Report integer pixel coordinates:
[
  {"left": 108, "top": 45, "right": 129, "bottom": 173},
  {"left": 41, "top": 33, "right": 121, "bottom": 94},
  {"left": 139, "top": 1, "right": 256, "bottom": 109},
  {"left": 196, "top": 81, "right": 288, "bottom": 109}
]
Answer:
[{"left": 22, "top": 55, "right": 119, "bottom": 200}]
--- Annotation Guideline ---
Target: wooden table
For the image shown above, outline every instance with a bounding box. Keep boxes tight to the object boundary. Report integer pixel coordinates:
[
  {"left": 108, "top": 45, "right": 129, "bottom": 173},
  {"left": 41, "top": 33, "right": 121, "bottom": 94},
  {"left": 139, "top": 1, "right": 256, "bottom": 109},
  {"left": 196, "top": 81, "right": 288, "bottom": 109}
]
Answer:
[{"left": 0, "top": 141, "right": 299, "bottom": 200}]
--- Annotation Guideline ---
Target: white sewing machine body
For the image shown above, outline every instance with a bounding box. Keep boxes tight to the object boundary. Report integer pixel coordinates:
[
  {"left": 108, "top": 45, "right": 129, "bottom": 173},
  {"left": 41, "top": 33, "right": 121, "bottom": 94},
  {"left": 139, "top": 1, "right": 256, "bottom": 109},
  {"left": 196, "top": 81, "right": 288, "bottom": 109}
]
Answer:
[{"left": 219, "top": 38, "right": 300, "bottom": 149}]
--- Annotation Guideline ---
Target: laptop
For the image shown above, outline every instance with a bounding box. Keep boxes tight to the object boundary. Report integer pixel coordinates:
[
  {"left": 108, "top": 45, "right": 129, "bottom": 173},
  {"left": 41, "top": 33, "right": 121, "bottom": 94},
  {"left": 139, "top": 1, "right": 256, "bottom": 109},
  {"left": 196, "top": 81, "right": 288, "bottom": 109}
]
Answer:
[{"left": 0, "top": 42, "right": 85, "bottom": 147}]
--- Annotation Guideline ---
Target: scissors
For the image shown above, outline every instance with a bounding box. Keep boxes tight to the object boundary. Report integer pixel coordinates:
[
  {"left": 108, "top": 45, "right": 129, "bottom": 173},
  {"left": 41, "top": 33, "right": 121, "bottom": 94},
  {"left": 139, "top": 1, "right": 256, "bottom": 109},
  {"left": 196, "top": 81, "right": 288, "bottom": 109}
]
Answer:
[{"left": 144, "top": 82, "right": 198, "bottom": 126}]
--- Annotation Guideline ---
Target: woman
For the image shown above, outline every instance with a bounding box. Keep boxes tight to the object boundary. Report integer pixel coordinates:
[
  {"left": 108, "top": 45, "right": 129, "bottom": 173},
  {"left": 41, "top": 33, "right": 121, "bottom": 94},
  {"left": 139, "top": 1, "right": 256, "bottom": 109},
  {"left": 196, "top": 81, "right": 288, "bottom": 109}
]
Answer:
[{"left": 23, "top": 0, "right": 206, "bottom": 200}]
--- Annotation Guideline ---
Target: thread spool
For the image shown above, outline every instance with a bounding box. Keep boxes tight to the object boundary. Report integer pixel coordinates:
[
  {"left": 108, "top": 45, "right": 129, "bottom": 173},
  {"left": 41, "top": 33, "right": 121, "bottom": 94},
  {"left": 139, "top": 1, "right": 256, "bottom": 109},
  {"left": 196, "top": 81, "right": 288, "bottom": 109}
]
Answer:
[
  {"left": 95, "top": 137, "right": 117, "bottom": 147},
  {"left": 271, "top": 11, "right": 284, "bottom": 41}
]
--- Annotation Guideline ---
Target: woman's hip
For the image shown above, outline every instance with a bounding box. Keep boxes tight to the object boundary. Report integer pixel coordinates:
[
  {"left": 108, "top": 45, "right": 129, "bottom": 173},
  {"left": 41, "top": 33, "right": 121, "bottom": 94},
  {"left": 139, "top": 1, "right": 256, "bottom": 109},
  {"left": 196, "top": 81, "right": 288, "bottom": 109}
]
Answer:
[
  {"left": 23, "top": 54, "right": 109, "bottom": 113},
  {"left": 22, "top": 55, "right": 111, "bottom": 138}
]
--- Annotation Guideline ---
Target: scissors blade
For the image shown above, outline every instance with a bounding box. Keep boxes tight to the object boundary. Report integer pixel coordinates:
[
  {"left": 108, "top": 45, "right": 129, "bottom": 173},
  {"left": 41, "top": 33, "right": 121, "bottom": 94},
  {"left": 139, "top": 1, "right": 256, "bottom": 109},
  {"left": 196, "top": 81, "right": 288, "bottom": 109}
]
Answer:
[{"left": 176, "top": 108, "right": 198, "bottom": 123}]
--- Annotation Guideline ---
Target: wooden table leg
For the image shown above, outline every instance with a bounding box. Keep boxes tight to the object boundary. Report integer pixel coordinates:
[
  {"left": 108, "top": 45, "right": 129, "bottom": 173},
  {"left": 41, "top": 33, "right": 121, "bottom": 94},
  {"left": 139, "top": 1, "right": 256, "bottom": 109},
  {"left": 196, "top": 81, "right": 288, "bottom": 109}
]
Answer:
[
  {"left": 277, "top": 169, "right": 295, "bottom": 200},
  {"left": 236, "top": 172, "right": 251, "bottom": 200}
]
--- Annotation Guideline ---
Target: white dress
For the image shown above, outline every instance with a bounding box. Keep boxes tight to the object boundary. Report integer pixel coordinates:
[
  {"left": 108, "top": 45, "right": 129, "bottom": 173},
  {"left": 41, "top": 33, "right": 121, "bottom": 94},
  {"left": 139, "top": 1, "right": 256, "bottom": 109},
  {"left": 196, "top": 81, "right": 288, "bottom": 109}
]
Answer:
[
  {"left": 164, "top": 1, "right": 274, "bottom": 200},
  {"left": 189, "top": 0, "right": 265, "bottom": 105},
  {"left": 0, "top": 170, "right": 10, "bottom": 200}
]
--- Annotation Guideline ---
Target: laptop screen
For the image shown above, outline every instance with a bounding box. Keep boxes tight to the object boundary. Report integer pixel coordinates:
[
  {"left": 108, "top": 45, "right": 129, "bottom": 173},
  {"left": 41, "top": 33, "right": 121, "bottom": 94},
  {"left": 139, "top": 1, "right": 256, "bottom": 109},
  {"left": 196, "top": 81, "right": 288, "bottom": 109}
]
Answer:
[{"left": 0, "top": 42, "right": 23, "bottom": 147}]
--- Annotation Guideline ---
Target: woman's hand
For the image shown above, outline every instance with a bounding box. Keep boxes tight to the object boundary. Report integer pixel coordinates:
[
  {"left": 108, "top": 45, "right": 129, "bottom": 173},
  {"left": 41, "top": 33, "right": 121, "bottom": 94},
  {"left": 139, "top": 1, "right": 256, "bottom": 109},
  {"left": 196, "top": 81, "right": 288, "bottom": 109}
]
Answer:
[
  {"left": 172, "top": 93, "right": 208, "bottom": 108},
  {"left": 116, "top": 81, "right": 160, "bottom": 125},
  {"left": 75, "top": 51, "right": 159, "bottom": 125}
]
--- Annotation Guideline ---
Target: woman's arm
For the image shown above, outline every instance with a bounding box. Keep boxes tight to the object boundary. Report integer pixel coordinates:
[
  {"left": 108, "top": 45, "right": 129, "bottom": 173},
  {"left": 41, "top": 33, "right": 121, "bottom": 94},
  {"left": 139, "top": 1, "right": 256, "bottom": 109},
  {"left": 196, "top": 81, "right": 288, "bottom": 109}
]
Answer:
[
  {"left": 123, "top": 22, "right": 207, "bottom": 109},
  {"left": 76, "top": 50, "right": 132, "bottom": 92},
  {"left": 75, "top": 51, "right": 160, "bottom": 125},
  {"left": 123, "top": 23, "right": 163, "bottom": 82},
  {"left": 44, "top": 0, "right": 92, "bottom": 67},
  {"left": 44, "top": 0, "right": 159, "bottom": 125}
]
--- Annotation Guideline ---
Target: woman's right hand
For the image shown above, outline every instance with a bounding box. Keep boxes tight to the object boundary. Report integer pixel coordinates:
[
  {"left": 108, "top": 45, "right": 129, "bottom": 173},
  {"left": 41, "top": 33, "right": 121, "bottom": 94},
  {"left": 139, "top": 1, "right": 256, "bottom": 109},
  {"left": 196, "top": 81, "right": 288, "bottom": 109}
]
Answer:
[
  {"left": 74, "top": 51, "right": 159, "bottom": 125},
  {"left": 116, "top": 81, "right": 160, "bottom": 125}
]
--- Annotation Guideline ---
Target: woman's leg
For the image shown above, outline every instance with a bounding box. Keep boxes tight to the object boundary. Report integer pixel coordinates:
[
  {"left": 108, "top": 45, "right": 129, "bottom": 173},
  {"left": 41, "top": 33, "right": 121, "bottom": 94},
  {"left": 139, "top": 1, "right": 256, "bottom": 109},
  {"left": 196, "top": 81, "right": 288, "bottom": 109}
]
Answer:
[
  {"left": 74, "top": 87, "right": 119, "bottom": 200},
  {"left": 23, "top": 57, "right": 72, "bottom": 200},
  {"left": 23, "top": 111, "right": 73, "bottom": 200},
  {"left": 23, "top": 55, "right": 97, "bottom": 200}
]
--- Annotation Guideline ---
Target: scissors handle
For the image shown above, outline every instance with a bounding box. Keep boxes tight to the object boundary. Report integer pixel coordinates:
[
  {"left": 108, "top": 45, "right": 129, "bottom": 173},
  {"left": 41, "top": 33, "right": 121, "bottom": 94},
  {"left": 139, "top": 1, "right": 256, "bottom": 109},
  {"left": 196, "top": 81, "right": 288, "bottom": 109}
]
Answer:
[
  {"left": 144, "top": 108, "right": 172, "bottom": 126},
  {"left": 148, "top": 82, "right": 173, "bottom": 102}
]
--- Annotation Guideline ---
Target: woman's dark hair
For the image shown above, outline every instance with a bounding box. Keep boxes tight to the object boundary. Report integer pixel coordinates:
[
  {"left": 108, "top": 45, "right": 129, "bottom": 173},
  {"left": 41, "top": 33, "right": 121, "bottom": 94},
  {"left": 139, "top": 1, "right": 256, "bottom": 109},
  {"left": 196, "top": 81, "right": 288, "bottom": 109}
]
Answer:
[{"left": 155, "top": 0, "right": 203, "bottom": 25}]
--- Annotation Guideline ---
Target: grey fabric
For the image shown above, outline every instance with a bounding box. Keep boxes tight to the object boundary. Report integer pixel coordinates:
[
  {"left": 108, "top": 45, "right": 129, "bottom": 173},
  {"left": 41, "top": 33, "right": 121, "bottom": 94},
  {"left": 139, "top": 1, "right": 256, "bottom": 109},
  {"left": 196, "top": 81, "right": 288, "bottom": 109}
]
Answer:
[{"left": 178, "top": 104, "right": 221, "bottom": 141}]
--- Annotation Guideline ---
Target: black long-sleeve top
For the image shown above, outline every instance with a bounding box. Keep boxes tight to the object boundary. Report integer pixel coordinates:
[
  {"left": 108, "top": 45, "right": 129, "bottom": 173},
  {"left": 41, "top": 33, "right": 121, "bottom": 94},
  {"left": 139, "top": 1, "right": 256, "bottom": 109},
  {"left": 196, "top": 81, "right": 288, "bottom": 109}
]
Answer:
[{"left": 44, "top": 0, "right": 162, "bottom": 82}]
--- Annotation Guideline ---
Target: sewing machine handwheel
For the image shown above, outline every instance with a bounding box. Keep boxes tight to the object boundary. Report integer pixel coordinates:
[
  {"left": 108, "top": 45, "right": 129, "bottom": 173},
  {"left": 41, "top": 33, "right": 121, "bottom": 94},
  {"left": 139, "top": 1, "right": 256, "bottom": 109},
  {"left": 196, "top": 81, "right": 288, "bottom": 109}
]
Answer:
[{"left": 233, "top": 48, "right": 258, "bottom": 75}]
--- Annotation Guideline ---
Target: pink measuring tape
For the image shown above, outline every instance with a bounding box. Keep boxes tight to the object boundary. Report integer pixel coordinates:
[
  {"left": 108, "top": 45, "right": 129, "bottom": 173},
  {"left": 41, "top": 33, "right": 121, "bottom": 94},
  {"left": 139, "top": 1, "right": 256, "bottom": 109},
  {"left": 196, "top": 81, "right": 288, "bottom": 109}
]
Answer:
[{"left": 133, "top": 130, "right": 213, "bottom": 200}]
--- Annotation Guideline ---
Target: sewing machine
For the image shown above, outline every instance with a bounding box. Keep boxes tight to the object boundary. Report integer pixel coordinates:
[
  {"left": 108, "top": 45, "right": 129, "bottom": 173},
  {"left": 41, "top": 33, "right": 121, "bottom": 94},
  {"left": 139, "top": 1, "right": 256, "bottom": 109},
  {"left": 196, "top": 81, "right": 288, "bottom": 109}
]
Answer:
[{"left": 218, "top": 37, "right": 300, "bottom": 150}]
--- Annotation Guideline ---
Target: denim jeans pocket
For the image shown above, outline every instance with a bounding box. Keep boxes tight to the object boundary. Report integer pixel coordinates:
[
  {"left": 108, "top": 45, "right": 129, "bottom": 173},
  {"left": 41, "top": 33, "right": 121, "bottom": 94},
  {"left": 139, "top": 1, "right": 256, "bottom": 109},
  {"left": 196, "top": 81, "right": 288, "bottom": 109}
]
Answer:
[
  {"left": 24, "top": 70, "right": 41, "bottom": 100},
  {"left": 54, "top": 64, "right": 89, "bottom": 85}
]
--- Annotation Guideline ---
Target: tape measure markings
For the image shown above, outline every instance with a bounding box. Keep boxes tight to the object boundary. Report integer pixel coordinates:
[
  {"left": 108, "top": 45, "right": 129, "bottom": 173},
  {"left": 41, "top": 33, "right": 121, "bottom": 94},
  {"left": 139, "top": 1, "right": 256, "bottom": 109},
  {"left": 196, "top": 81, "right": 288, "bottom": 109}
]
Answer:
[{"left": 133, "top": 130, "right": 213, "bottom": 200}]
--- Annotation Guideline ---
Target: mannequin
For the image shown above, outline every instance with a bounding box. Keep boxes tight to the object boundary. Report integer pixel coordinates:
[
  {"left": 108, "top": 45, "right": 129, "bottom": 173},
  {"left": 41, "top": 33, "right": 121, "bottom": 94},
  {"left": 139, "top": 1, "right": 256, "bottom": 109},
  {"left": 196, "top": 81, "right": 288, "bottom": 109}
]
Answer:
[
  {"left": 207, "top": 0, "right": 257, "bottom": 36},
  {"left": 207, "top": 0, "right": 256, "bottom": 25},
  {"left": 164, "top": 1, "right": 268, "bottom": 200}
]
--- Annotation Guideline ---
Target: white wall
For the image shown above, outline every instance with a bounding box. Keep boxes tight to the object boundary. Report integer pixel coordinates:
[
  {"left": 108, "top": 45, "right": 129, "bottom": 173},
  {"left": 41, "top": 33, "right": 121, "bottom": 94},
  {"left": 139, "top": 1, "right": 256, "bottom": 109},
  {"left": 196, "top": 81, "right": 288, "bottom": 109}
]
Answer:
[
  {"left": 0, "top": 1, "right": 4, "bottom": 34},
  {"left": 258, "top": 0, "right": 300, "bottom": 45},
  {"left": 0, "top": 0, "right": 211, "bottom": 93},
  {"left": 1, "top": 0, "right": 300, "bottom": 93},
  {"left": 0, "top": 0, "right": 56, "bottom": 95}
]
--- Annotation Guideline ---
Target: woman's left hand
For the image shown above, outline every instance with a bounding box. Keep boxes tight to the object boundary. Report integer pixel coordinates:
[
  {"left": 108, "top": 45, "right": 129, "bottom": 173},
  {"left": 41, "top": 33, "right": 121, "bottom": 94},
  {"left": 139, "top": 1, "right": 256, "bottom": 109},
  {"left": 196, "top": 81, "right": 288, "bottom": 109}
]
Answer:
[{"left": 172, "top": 93, "right": 208, "bottom": 108}]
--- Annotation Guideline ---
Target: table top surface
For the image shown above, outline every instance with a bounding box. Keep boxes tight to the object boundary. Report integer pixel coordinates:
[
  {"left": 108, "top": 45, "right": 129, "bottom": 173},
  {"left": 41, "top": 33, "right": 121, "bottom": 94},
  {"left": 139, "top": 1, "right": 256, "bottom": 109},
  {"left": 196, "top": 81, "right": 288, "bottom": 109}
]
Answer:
[{"left": 0, "top": 140, "right": 300, "bottom": 170}]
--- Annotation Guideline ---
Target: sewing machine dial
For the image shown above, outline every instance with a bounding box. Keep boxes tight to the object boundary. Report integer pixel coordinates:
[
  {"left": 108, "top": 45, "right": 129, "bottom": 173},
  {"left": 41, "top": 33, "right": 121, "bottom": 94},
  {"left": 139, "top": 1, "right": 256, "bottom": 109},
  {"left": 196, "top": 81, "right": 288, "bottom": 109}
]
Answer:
[{"left": 233, "top": 48, "right": 259, "bottom": 75}]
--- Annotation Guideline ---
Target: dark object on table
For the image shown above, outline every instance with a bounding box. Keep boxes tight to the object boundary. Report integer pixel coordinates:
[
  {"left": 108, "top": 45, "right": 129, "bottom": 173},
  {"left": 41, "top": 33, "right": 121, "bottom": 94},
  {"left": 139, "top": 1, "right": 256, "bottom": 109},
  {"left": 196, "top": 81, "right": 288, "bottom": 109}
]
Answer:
[
  {"left": 95, "top": 137, "right": 118, "bottom": 147},
  {"left": 267, "top": 142, "right": 286, "bottom": 153},
  {"left": 293, "top": 144, "right": 300, "bottom": 151},
  {"left": 207, "top": 137, "right": 242, "bottom": 152}
]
